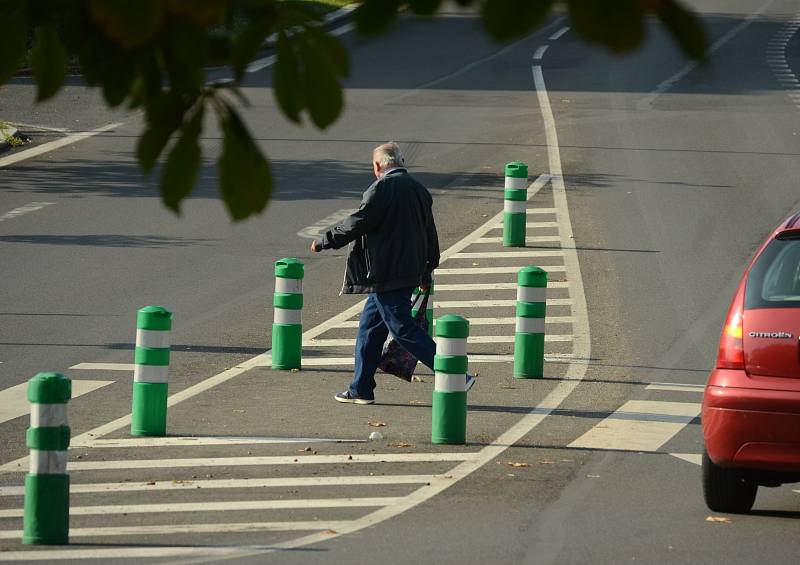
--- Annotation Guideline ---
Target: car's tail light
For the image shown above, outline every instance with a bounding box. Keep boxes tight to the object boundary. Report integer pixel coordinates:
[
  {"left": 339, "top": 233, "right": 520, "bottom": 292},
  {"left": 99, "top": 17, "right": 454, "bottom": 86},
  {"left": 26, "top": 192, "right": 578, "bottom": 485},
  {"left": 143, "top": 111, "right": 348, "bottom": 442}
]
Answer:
[{"left": 716, "top": 288, "right": 745, "bottom": 370}]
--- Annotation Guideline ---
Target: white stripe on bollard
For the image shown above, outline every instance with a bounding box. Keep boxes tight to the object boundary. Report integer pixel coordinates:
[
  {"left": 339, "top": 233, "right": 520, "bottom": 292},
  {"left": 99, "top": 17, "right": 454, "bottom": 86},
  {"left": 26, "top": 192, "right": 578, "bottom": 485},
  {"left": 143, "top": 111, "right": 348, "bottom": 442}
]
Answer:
[
  {"left": 516, "top": 317, "right": 546, "bottom": 333},
  {"left": 436, "top": 337, "right": 468, "bottom": 356},
  {"left": 30, "top": 405, "right": 67, "bottom": 428},
  {"left": 133, "top": 365, "right": 169, "bottom": 384},
  {"left": 275, "top": 278, "right": 303, "bottom": 294},
  {"left": 434, "top": 372, "right": 467, "bottom": 392},
  {"left": 504, "top": 200, "right": 527, "bottom": 214},
  {"left": 518, "top": 286, "right": 547, "bottom": 303},
  {"left": 274, "top": 308, "right": 302, "bottom": 325},
  {"left": 504, "top": 176, "right": 528, "bottom": 190},
  {"left": 135, "top": 329, "right": 171, "bottom": 349},
  {"left": 29, "top": 450, "right": 67, "bottom": 475}
]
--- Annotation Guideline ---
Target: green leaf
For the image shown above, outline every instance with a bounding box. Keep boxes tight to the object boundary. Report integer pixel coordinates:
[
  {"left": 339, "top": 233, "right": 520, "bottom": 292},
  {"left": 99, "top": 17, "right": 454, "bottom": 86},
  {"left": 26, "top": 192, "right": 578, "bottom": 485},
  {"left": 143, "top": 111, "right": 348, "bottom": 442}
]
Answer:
[
  {"left": 89, "top": 0, "right": 164, "bottom": 48},
  {"left": 137, "top": 92, "right": 189, "bottom": 172},
  {"left": 100, "top": 50, "right": 138, "bottom": 107},
  {"left": 161, "top": 102, "right": 204, "bottom": 214},
  {"left": 274, "top": 32, "right": 303, "bottom": 123},
  {"left": 304, "top": 27, "right": 349, "bottom": 77},
  {"left": 0, "top": 9, "right": 28, "bottom": 84},
  {"left": 31, "top": 26, "right": 67, "bottom": 102},
  {"left": 298, "top": 32, "right": 343, "bottom": 129},
  {"left": 568, "top": 0, "right": 645, "bottom": 53},
  {"left": 482, "top": 0, "right": 554, "bottom": 41},
  {"left": 354, "top": 0, "right": 402, "bottom": 37},
  {"left": 656, "top": 0, "right": 706, "bottom": 60},
  {"left": 231, "top": 20, "right": 270, "bottom": 81},
  {"left": 218, "top": 103, "right": 272, "bottom": 220}
]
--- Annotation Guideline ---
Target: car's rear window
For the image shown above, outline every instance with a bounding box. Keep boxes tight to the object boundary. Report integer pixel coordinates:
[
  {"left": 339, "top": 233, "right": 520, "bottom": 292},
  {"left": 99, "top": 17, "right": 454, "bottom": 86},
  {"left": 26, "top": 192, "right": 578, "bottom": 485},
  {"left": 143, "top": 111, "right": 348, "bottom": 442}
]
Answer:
[{"left": 745, "top": 236, "right": 800, "bottom": 309}]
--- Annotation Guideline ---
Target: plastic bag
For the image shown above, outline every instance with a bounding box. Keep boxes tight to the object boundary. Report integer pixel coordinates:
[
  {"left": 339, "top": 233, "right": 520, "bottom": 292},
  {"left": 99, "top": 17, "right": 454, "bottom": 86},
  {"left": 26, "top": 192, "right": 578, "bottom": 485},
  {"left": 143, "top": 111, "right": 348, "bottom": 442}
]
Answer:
[{"left": 378, "top": 290, "right": 430, "bottom": 382}]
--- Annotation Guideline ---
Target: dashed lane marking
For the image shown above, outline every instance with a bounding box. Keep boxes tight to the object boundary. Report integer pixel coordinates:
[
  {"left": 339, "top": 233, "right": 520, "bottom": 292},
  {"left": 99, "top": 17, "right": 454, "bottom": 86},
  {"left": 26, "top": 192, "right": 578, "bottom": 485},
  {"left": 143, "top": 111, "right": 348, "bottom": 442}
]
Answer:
[
  {"left": 305, "top": 335, "right": 572, "bottom": 347},
  {"left": 0, "top": 521, "right": 356, "bottom": 540},
  {"left": 475, "top": 235, "right": 561, "bottom": 244},
  {"left": 568, "top": 400, "right": 701, "bottom": 452},
  {"left": 0, "top": 202, "right": 55, "bottom": 223},
  {"left": 0, "top": 497, "right": 403, "bottom": 519},
  {"left": 435, "top": 266, "right": 566, "bottom": 275},
  {"left": 0, "top": 475, "right": 435, "bottom": 497},
  {"left": 70, "top": 435, "right": 364, "bottom": 449},
  {"left": 434, "top": 281, "right": 569, "bottom": 291},
  {"left": 335, "top": 315, "right": 573, "bottom": 328},
  {"left": 645, "top": 382, "right": 705, "bottom": 393},
  {"left": 0, "top": 380, "right": 114, "bottom": 425},
  {"left": 452, "top": 250, "right": 564, "bottom": 258},
  {"left": 549, "top": 27, "right": 570, "bottom": 41},
  {"left": 20, "top": 452, "right": 478, "bottom": 473}
]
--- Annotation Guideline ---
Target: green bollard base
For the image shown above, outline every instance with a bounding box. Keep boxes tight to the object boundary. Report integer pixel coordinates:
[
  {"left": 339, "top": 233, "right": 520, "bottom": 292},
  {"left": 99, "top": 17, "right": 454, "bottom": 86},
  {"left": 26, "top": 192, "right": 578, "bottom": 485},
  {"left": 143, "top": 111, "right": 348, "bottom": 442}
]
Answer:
[
  {"left": 272, "top": 323, "right": 302, "bottom": 370},
  {"left": 131, "top": 382, "right": 168, "bottom": 436},
  {"left": 431, "top": 390, "right": 467, "bottom": 444},
  {"left": 503, "top": 212, "right": 526, "bottom": 247},
  {"left": 23, "top": 473, "right": 69, "bottom": 545},
  {"left": 514, "top": 332, "right": 545, "bottom": 379}
]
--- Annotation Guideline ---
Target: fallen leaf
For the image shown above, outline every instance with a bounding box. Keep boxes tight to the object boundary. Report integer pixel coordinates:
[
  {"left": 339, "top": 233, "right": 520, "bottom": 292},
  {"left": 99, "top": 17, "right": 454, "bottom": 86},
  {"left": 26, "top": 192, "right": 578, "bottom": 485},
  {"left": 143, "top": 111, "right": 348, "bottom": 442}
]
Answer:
[
  {"left": 324, "top": 529, "right": 337, "bottom": 535},
  {"left": 298, "top": 447, "right": 312, "bottom": 452},
  {"left": 506, "top": 462, "right": 530, "bottom": 468},
  {"left": 146, "top": 481, "right": 156, "bottom": 485},
  {"left": 347, "top": 455, "right": 353, "bottom": 460},
  {"left": 389, "top": 442, "right": 415, "bottom": 448},
  {"left": 706, "top": 516, "right": 732, "bottom": 524},
  {"left": 368, "top": 421, "right": 387, "bottom": 427}
]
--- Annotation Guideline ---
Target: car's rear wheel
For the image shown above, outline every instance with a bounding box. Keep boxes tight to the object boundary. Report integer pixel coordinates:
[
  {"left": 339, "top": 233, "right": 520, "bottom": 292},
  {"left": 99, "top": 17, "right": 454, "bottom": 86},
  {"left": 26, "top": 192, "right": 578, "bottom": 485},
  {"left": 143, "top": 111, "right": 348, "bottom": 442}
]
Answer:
[{"left": 702, "top": 450, "right": 757, "bottom": 513}]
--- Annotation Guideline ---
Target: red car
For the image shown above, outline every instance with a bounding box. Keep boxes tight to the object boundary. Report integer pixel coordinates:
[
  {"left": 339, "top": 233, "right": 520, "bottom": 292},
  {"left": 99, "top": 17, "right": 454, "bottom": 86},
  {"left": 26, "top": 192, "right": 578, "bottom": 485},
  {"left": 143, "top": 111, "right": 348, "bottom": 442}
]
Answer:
[{"left": 702, "top": 212, "right": 800, "bottom": 513}]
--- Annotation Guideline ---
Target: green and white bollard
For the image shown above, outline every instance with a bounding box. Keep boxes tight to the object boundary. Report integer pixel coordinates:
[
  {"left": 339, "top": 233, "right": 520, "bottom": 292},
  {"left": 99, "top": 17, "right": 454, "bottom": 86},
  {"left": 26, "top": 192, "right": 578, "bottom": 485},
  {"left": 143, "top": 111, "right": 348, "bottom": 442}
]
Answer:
[
  {"left": 23, "top": 372, "right": 71, "bottom": 545},
  {"left": 514, "top": 266, "right": 547, "bottom": 379},
  {"left": 503, "top": 161, "right": 529, "bottom": 247},
  {"left": 411, "top": 280, "right": 434, "bottom": 337},
  {"left": 432, "top": 315, "right": 469, "bottom": 445},
  {"left": 272, "top": 258, "right": 304, "bottom": 370},
  {"left": 131, "top": 305, "right": 172, "bottom": 436}
]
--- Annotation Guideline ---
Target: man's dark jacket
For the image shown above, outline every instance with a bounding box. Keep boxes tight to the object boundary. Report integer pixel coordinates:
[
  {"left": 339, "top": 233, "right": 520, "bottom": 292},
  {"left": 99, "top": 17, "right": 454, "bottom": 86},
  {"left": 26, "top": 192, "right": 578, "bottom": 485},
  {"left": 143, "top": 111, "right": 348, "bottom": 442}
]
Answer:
[{"left": 314, "top": 168, "right": 440, "bottom": 294}]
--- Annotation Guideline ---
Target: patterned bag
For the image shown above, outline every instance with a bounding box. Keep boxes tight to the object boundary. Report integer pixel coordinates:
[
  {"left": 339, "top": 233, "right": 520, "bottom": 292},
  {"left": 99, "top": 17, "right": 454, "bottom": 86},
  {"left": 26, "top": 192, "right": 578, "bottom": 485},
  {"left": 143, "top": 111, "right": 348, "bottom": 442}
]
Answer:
[{"left": 378, "top": 290, "right": 430, "bottom": 382}]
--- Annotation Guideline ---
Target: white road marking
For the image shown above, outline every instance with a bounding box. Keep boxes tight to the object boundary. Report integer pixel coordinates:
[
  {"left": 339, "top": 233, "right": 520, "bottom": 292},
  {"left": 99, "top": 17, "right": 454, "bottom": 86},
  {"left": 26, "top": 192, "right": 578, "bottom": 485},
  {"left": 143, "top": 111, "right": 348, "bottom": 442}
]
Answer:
[
  {"left": 452, "top": 250, "right": 564, "bottom": 259},
  {"left": 645, "top": 382, "right": 705, "bottom": 393},
  {"left": 0, "top": 474, "right": 434, "bottom": 497},
  {"left": 670, "top": 453, "right": 701, "bottom": 466},
  {"left": 636, "top": 0, "right": 774, "bottom": 110},
  {"left": 475, "top": 235, "right": 561, "bottom": 244},
  {"left": 297, "top": 208, "right": 355, "bottom": 239},
  {"left": 0, "top": 122, "right": 124, "bottom": 168},
  {"left": 387, "top": 18, "right": 565, "bottom": 104},
  {"left": 0, "top": 521, "right": 356, "bottom": 540},
  {"left": 306, "top": 334, "right": 572, "bottom": 347},
  {"left": 427, "top": 281, "right": 568, "bottom": 291},
  {"left": 0, "top": 497, "right": 403, "bottom": 519},
  {"left": 248, "top": 353, "right": 574, "bottom": 367},
  {"left": 533, "top": 45, "right": 549, "bottom": 60},
  {"left": 568, "top": 400, "right": 701, "bottom": 452},
  {"left": 0, "top": 380, "right": 113, "bottom": 425},
  {"left": 70, "top": 435, "right": 364, "bottom": 449},
  {"left": 549, "top": 27, "right": 570, "bottom": 41},
  {"left": 52, "top": 452, "right": 478, "bottom": 472},
  {"left": 435, "top": 298, "right": 572, "bottom": 307},
  {"left": 491, "top": 221, "right": 559, "bottom": 229},
  {"left": 70, "top": 362, "right": 133, "bottom": 371},
  {"left": 0, "top": 202, "right": 55, "bottom": 223},
  {"left": 435, "top": 265, "right": 566, "bottom": 275}
]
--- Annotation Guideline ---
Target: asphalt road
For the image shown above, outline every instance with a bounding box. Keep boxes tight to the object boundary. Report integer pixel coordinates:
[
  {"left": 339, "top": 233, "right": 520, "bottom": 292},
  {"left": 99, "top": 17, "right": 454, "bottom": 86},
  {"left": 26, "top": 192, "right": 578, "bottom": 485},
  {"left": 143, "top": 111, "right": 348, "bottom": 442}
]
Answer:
[{"left": 1, "top": 0, "right": 800, "bottom": 563}]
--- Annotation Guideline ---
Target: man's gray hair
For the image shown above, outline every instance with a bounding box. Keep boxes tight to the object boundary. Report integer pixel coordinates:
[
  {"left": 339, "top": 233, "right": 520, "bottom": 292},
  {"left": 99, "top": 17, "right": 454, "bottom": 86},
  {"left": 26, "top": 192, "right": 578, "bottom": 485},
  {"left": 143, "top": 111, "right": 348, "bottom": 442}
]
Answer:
[{"left": 373, "top": 142, "right": 405, "bottom": 168}]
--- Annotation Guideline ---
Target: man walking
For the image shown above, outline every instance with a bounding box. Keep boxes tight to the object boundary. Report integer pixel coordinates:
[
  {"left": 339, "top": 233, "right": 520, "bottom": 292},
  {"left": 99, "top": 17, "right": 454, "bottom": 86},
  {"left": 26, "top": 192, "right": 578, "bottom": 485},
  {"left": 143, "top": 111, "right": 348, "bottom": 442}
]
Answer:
[{"left": 311, "top": 142, "right": 474, "bottom": 404}]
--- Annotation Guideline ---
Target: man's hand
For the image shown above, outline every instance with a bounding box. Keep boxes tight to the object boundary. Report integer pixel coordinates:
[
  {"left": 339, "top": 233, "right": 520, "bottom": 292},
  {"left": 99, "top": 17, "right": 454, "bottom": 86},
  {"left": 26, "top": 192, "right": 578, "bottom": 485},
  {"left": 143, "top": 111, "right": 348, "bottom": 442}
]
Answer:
[{"left": 310, "top": 241, "right": 320, "bottom": 253}]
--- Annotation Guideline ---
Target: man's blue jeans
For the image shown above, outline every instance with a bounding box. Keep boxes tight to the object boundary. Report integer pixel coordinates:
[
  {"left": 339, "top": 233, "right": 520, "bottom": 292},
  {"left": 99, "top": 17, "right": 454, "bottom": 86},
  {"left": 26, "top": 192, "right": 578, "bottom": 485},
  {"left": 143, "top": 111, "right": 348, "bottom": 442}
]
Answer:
[{"left": 350, "top": 287, "right": 435, "bottom": 400}]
